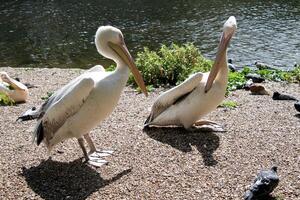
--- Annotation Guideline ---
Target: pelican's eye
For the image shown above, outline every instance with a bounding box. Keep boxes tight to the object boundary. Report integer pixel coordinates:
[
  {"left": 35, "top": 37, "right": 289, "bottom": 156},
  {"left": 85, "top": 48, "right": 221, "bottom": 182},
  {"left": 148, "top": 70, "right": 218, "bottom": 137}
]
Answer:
[
  {"left": 262, "top": 178, "right": 270, "bottom": 185},
  {"left": 119, "top": 34, "right": 125, "bottom": 44}
]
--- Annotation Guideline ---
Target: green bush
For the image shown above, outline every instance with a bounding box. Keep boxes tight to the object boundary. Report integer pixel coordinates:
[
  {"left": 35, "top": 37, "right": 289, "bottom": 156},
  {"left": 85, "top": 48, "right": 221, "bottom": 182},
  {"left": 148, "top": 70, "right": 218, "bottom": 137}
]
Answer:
[
  {"left": 227, "top": 72, "right": 246, "bottom": 92},
  {"left": 41, "top": 91, "right": 54, "bottom": 100},
  {"left": 287, "top": 65, "right": 300, "bottom": 82},
  {"left": 294, "top": 67, "right": 300, "bottom": 81},
  {"left": 220, "top": 100, "right": 238, "bottom": 108},
  {"left": 129, "top": 43, "right": 212, "bottom": 87},
  {"left": 0, "top": 92, "right": 15, "bottom": 106},
  {"left": 256, "top": 65, "right": 300, "bottom": 83}
]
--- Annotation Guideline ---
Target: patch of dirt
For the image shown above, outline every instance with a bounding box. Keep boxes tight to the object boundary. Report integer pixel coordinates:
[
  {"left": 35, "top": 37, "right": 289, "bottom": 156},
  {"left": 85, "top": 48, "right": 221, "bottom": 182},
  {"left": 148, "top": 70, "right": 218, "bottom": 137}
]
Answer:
[{"left": 0, "top": 67, "right": 299, "bottom": 199}]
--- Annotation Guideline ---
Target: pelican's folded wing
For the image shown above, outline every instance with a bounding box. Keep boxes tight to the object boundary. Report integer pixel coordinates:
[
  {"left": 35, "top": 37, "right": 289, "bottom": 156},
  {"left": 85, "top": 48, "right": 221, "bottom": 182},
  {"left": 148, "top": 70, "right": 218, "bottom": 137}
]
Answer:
[
  {"left": 35, "top": 78, "right": 95, "bottom": 144},
  {"left": 145, "top": 72, "right": 203, "bottom": 124},
  {"left": 29, "top": 66, "right": 105, "bottom": 122},
  {"left": 52, "top": 65, "right": 104, "bottom": 100}
]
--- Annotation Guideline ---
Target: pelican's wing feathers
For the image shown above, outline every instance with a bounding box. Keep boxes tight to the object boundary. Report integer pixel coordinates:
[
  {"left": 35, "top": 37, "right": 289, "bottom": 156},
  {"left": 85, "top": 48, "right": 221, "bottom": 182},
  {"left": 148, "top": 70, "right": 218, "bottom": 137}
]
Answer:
[
  {"left": 38, "top": 65, "right": 105, "bottom": 116},
  {"left": 34, "top": 77, "right": 95, "bottom": 145},
  {"left": 145, "top": 72, "right": 203, "bottom": 125}
]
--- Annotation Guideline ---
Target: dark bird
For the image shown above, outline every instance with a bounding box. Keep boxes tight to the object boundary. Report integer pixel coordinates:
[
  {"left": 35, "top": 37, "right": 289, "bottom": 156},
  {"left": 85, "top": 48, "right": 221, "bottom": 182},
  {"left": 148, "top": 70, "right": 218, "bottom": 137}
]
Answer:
[
  {"left": 255, "top": 62, "right": 276, "bottom": 70},
  {"left": 244, "top": 166, "right": 279, "bottom": 200},
  {"left": 245, "top": 74, "right": 265, "bottom": 83},
  {"left": 272, "top": 91, "right": 298, "bottom": 101},
  {"left": 227, "top": 59, "right": 237, "bottom": 72},
  {"left": 295, "top": 101, "right": 300, "bottom": 112}
]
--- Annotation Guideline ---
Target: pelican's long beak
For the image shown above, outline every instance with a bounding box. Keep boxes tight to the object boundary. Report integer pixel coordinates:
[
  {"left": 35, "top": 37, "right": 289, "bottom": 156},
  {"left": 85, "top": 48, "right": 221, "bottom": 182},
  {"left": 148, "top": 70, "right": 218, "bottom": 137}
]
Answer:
[
  {"left": 204, "top": 16, "right": 237, "bottom": 93},
  {"left": 204, "top": 33, "right": 231, "bottom": 93},
  {"left": 108, "top": 42, "right": 148, "bottom": 97}
]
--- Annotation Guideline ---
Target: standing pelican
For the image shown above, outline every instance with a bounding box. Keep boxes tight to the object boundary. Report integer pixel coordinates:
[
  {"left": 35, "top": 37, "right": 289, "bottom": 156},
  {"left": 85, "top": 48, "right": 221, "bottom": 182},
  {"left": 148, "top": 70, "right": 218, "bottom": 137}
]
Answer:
[
  {"left": 0, "top": 72, "right": 28, "bottom": 103},
  {"left": 18, "top": 26, "right": 148, "bottom": 167},
  {"left": 145, "top": 16, "right": 237, "bottom": 130}
]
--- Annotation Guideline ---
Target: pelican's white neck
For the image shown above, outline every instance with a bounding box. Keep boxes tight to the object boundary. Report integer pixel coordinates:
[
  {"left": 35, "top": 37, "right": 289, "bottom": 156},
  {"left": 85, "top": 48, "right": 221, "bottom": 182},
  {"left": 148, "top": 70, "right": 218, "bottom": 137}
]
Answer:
[
  {"left": 111, "top": 60, "right": 130, "bottom": 90},
  {"left": 115, "top": 58, "right": 130, "bottom": 76}
]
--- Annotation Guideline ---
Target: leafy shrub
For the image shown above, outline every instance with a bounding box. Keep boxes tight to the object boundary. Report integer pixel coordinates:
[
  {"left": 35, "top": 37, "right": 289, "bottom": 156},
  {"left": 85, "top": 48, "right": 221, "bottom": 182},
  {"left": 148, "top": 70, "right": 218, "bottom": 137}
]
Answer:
[
  {"left": 106, "top": 65, "right": 115, "bottom": 72},
  {"left": 227, "top": 72, "right": 246, "bottom": 92},
  {"left": 128, "top": 43, "right": 212, "bottom": 87},
  {"left": 227, "top": 67, "right": 251, "bottom": 92},
  {"left": 0, "top": 92, "right": 15, "bottom": 106},
  {"left": 256, "top": 65, "right": 300, "bottom": 83},
  {"left": 220, "top": 100, "right": 238, "bottom": 108},
  {"left": 287, "top": 65, "right": 300, "bottom": 82},
  {"left": 256, "top": 69, "right": 283, "bottom": 82},
  {"left": 41, "top": 91, "right": 54, "bottom": 100}
]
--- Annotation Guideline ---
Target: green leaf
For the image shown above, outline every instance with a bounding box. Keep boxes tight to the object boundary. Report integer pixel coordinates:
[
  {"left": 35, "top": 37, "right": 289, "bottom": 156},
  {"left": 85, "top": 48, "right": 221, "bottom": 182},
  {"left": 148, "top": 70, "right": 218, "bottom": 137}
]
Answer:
[
  {"left": 0, "top": 92, "right": 15, "bottom": 106},
  {"left": 129, "top": 43, "right": 212, "bottom": 88},
  {"left": 219, "top": 100, "right": 238, "bottom": 108},
  {"left": 41, "top": 91, "right": 54, "bottom": 100}
]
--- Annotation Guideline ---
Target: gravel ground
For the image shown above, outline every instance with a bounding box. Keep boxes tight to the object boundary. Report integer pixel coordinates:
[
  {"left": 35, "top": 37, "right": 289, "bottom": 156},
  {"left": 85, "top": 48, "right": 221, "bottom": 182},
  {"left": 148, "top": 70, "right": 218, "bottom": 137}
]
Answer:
[{"left": 0, "top": 67, "right": 299, "bottom": 200}]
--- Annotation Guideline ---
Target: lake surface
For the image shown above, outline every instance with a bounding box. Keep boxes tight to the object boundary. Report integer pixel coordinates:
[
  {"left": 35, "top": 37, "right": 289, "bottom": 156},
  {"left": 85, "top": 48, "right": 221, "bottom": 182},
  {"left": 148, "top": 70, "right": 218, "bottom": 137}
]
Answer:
[{"left": 0, "top": 0, "right": 299, "bottom": 69}]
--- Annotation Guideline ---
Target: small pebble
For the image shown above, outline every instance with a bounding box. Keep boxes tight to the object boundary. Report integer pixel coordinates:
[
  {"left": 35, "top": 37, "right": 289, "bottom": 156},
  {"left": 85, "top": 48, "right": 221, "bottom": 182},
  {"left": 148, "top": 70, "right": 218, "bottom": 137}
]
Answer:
[{"left": 57, "top": 150, "right": 64, "bottom": 154}]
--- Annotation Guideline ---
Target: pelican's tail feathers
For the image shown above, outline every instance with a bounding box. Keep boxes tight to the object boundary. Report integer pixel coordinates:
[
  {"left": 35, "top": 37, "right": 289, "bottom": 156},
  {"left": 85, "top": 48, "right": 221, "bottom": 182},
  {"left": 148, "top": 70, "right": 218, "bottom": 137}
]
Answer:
[
  {"left": 35, "top": 121, "right": 44, "bottom": 146},
  {"left": 144, "top": 113, "right": 153, "bottom": 127}
]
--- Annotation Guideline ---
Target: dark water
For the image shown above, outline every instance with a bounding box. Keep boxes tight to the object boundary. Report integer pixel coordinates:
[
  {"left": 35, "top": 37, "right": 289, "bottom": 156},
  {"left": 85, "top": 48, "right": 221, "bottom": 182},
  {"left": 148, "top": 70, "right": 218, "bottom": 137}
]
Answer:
[{"left": 0, "top": 0, "right": 300, "bottom": 69}]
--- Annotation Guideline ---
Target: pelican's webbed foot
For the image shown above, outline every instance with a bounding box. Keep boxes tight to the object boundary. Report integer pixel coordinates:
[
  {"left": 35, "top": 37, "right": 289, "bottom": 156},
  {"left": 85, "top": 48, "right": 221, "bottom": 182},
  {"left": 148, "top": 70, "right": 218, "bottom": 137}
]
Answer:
[
  {"left": 87, "top": 150, "right": 113, "bottom": 167},
  {"left": 191, "top": 120, "right": 226, "bottom": 132},
  {"left": 80, "top": 134, "right": 114, "bottom": 167},
  {"left": 89, "top": 149, "right": 114, "bottom": 157}
]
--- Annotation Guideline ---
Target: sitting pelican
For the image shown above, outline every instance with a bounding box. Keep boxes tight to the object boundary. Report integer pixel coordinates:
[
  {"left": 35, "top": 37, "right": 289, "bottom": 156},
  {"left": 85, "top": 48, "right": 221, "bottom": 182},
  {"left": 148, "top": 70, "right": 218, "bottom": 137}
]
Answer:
[
  {"left": 18, "top": 26, "right": 148, "bottom": 167},
  {"left": 0, "top": 72, "right": 29, "bottom": 103},
  {"left": 144, "top": 16, "right": 237, "bottom": 130}
]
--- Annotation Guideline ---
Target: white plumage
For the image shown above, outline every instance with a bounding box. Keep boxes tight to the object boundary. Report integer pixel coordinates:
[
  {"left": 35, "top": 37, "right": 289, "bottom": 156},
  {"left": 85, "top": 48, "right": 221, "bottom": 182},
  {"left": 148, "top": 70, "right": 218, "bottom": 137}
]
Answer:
[
  {"left": 145, "top": 16, "right": 237, "bottom": 130},
  {"left": 19, "top": 26, "right": 147, "bottom": 167}
]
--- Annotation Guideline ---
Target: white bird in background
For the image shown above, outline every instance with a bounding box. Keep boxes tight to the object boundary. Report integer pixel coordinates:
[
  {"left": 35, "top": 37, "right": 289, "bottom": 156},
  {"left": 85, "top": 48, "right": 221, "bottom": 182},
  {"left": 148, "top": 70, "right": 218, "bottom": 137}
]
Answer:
[
  {"left": 0, "top": 72, "right": 29, "bottom": 103},
  {"left": 144, "top": 16, "right": 237, "bottom": 130},
  {"left": 18, "top": 26, "right": 148, "bottom": 167}
]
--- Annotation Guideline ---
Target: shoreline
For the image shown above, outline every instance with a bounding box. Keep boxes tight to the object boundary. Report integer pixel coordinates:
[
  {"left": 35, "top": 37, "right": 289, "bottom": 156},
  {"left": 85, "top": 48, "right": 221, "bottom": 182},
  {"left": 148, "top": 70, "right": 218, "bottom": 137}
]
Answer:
[{"left": 0, "top": 67, "right": 299, "bottom": 199}]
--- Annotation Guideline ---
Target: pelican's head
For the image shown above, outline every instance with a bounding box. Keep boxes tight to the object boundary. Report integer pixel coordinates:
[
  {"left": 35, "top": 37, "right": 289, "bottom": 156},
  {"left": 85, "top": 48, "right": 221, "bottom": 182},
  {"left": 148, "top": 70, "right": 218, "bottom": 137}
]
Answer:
[
  {"left": 0, "top": 72, "right": 10, "bottom": 83},
  {"left": 95, "top": 26, "right": 124, "bottom": 60},
  {"left": 95, "top": 26, "right": 148, "bottom": 96},
  {"left": 223, "top": 16, "right": 237, "bottom": 41},
  {"left": 205, "top": 16, "right": 237, "bottom": 93}
]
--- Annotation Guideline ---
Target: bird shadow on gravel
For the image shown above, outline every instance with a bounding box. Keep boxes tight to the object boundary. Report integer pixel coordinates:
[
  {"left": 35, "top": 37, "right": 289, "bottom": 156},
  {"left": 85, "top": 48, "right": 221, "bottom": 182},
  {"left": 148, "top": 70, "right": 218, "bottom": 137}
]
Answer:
[
  {"left": 21, "top": 159, "right": 131, "bottom": 200},
  {"left": 264, "top": 197, "right": 278, "bottom": 200},
  {"left": 295, "top": 114, "right": 300, "bottom": 119},
  {"left": 144, "top": 126, "right": 220, "bottom": 166}
]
